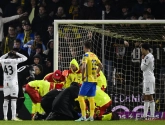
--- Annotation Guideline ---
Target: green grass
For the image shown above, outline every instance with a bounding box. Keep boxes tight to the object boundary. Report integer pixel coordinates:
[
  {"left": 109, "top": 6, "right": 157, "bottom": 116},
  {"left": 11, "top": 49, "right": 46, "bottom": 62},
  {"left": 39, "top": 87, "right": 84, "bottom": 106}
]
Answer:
[{"left": 0, "top": 120, "right": 164, "bottom": 125}]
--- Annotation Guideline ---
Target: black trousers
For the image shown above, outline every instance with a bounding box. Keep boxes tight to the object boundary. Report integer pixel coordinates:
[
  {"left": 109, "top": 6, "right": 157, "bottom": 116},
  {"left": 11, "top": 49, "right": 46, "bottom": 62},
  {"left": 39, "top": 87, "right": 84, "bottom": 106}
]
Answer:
[{"left": 41, "top": 90, "right": 61, "bottom": 115}]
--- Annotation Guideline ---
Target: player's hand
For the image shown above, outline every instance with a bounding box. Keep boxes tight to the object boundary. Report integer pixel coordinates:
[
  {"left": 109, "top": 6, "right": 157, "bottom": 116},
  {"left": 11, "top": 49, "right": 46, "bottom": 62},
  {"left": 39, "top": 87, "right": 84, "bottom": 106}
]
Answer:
[
  {"left": 82, "top": 77, "right": 86, "bottom": 81},
  {"left": 124, "top": 41, "right": 129, "bottom": 47},
  {"left": 12, "top": 50, "right": 16, "bottom": 54},
  {"left": 142, "top": 55, "right": 145, "bottom": 59},
  {"left": 10, "top": 50, "right": 16, "bottom": 54}
]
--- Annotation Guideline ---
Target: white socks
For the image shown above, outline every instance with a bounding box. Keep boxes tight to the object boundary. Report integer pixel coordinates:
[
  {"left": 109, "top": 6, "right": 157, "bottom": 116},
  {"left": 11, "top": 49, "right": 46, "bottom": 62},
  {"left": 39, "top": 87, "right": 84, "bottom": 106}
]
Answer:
[
  {"left": 143, "top": 100, "right": 155, "bottom": 118},
  {"left": 3, "top": 99, "right": 9, "bottom": 120},
  {"left": 149, "top": 100, "right": 155, "bottom": 117},
  {"left": 11, "top": 99, "right": 17, "bottom": 120},
  {"left": 143, "top": 101, "right": 149, "bottom": 118}
]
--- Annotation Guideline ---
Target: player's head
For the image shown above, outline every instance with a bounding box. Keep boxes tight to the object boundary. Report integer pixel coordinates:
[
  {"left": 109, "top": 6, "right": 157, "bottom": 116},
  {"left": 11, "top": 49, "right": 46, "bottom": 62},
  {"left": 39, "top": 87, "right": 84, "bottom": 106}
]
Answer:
[
  {"left": 141, "top": 43, "right": 150, "bottom": 55},
  {"left": 8, "top": 51, "right": 16, "bottom": 59},
  {"left": 83, "top": 40, "right": 92, "bottom": 52}
]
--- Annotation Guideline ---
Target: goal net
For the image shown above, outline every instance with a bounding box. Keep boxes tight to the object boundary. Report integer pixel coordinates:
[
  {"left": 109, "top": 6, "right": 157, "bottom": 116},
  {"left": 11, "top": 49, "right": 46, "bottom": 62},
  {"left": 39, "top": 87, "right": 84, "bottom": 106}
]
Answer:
[{"left": 54, "top": 20, "right": 165, "bottom": 119}]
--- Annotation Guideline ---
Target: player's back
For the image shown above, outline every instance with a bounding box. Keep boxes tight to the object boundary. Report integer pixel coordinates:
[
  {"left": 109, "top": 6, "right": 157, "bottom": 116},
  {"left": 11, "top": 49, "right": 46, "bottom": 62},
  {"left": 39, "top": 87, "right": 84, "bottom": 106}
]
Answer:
[
  {"left": 83, "top": 52, "right": 100, "bottom": 82},
  {"left": 143, "top": 53, "right": 155, "bottom": 77},
  {"left": 1, "top": 59, "right": 18, "bottom": 82}
]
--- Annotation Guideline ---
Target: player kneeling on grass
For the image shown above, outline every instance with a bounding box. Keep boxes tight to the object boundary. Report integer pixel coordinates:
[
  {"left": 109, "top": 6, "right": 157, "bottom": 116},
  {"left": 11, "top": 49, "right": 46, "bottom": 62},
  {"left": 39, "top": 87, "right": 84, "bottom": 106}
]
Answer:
[
  {"left": 45, "top": 82, "right": 80, "bottom": 120},
  {"left": 75, "top": 85, "right": 115, "bottom": 121},
  {"left": 64, "top": 59, "right": 82, "bottom": 88},
  {"left": 40, "top": 89, "right": 62, "bottom": 118},
  {"left": 25, "top": 80, "right": 55, "bottom": 119},
  {"left": 94, "top": 86, "right": 112, "bottom": 119},
  {"left": 0, "top": 51, "right": 27, "bottom": 121},
  {"left": 44, "top": 70, "right": 65, "bottom": 89},
  {"left": 25, "top": 70, "right": 65, "bottom": 119}
]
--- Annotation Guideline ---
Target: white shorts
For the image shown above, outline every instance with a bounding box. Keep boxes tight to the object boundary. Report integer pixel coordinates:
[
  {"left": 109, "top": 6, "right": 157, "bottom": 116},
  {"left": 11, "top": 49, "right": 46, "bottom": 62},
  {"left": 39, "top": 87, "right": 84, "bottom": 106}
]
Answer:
[
  {"left": 143, "top": 76, "right": 155, "bottom": 95},
  {"left": 3, "top": 81, "right": 19, "bottom": 97}
]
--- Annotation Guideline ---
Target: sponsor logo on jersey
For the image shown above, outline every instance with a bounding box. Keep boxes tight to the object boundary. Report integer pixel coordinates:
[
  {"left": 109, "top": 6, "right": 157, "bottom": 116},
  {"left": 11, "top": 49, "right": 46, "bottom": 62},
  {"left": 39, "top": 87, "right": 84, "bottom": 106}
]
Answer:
[{"left": 4, "top": 62, "right": 11, "bottom": 64}]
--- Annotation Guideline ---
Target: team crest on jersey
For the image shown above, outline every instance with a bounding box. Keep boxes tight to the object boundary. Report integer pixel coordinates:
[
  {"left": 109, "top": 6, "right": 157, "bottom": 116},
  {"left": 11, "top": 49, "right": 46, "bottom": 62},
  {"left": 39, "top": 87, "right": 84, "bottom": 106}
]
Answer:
[{"left": 84, "top": 54, "right": 88, "bottom": 57}]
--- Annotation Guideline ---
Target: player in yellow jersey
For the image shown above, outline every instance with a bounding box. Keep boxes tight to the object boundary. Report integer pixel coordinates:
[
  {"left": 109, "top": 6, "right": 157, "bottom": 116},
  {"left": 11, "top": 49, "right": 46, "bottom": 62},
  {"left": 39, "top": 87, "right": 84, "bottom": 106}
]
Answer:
[{"left": 75, "top": 41, "right": 103, "bottom": 121}]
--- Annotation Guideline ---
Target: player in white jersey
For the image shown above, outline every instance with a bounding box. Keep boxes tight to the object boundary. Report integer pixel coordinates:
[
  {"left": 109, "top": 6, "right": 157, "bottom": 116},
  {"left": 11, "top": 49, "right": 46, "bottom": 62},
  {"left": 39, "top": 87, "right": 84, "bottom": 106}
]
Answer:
[
  {"left": 140, "top": 43, "right": 155, "bottom": 120},
  {"left": 0, "top": 51, "right": 27, "bottom": 121}
]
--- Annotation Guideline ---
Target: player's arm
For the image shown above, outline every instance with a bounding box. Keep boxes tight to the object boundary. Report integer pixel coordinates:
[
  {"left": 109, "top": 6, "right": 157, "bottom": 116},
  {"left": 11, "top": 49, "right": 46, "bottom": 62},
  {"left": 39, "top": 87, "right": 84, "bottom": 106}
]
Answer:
[
  {"left": 141, "top": 56, "right": 150, "bottom": 71},
  {"left": 15, "top": 52, "right": 28, "bottom": 63},
  {"left": 96, "top": 59, "right": 103, "bottom": 74},
  {"left": 82, "top": 62, "right": 86, "bottom": 81},
  {"left": 0, "top": 53, "right": 9, "bottom": 60},
  {"left": 81, "top": 54, "right": 88, "bottom": 81}
]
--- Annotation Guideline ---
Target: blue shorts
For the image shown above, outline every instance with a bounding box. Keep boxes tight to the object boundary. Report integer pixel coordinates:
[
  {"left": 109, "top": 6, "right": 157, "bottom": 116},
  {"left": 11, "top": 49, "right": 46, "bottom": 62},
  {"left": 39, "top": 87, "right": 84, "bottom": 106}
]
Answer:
[{"left": 79, "top": 82, "right": 96, "bottom": 97}]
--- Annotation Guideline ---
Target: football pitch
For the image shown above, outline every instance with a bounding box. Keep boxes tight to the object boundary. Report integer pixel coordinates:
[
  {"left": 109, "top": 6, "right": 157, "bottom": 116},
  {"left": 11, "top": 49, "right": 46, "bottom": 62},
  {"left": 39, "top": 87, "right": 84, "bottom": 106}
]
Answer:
[{"left": 0, "top": 120, "right": 165, "bottom": 125}]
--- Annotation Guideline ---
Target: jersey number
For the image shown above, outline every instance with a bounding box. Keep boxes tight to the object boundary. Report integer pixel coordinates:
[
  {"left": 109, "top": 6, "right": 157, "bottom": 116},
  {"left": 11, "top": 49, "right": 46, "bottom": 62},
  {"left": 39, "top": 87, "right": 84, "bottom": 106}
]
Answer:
[
  {"left": 91, "top": 59, "right": 97, "bottom": 70},
  {"left": 4, "top": 65, "right": 13, "bottom": 75}
]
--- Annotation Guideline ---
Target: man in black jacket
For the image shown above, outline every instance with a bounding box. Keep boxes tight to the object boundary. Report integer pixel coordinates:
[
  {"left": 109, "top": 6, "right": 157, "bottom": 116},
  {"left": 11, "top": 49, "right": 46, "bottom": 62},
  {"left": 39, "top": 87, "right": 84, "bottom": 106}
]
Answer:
[{"left": 45, "top": 82, "right": 80, "bottom": 120}]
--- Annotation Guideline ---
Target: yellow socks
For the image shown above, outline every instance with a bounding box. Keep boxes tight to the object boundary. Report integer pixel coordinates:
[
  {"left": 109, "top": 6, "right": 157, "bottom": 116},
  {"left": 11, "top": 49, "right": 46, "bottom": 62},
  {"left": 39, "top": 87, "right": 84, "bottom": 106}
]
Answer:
[
  {"left": 78, "top": 96, "right": 86, "bottom": 117},
  {"left": 88, "top": 97, "right": 95, "bottom": 118}
]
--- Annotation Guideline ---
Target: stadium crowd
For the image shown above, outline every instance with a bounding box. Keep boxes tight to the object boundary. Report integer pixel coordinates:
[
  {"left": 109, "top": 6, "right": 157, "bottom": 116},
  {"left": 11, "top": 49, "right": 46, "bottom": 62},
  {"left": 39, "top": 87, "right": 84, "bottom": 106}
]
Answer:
[
  {"left": 0, "top": 0, "right": 165, "bottom": 121},
  {"left": 0, "top": 0, "right": 164, "bottom": 83}
]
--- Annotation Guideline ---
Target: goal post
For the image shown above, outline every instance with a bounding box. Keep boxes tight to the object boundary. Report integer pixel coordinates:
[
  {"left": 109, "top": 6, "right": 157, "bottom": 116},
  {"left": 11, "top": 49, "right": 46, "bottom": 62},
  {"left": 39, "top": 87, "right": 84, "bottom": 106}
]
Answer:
[{"left": 54, "top": 20, "right": 165, "bottom": 119}]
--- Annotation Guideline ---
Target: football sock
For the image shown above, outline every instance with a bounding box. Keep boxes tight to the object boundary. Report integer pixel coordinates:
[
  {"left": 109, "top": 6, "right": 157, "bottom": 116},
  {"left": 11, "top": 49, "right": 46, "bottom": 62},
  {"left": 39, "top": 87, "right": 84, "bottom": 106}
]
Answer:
[
  {"left": 11, "top": 99, "right": 17, "bottom": 120},
  {"left": 149, "top": 100, "right": 155, "bottom": 117},
  {"left": 88, "top": 97, "right": 95, "bottom": 118},
  {"left": 143, "top": 100, "right": 149, "bottom": 118},
  {"left": 78, "top": 96, "right": 86, "bottom": 118},
  {"left": 3, "top": 99, "right": 9, "bottom": 120}
]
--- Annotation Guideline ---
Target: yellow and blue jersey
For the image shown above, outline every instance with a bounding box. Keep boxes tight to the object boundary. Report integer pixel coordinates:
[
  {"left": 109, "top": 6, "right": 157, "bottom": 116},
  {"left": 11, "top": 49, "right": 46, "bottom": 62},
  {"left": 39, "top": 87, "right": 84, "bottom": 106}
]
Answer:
[{"left": 82, "top": 52, "right": 101, "bottom": 83}]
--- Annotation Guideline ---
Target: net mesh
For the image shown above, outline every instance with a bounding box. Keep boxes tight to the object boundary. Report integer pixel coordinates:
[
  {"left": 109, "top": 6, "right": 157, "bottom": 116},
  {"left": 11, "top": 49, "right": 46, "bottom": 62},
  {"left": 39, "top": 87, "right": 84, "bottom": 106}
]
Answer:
[{"left": 57, "top": 23, "right": 165, "bottom": 117}]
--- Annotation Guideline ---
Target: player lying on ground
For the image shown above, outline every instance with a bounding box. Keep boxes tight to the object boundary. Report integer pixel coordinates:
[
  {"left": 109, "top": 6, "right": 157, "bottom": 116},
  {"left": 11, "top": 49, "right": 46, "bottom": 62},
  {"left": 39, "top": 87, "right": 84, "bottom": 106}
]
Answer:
[
  {"left": 0, "top": 51, "right": 27, "bottom": 121},
  {"left": 25, "top": 70, "right": 65, "bottom": 118},
  {"left": 139, "top": 43, "right": 155, "bottom": 120}
]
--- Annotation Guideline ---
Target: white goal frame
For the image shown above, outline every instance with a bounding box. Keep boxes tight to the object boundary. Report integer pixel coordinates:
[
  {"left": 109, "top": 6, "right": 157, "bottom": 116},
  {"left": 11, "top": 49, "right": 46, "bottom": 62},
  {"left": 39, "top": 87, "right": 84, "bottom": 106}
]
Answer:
[{"left": 54, "top": 20, "right": 165, "bottom": 70}]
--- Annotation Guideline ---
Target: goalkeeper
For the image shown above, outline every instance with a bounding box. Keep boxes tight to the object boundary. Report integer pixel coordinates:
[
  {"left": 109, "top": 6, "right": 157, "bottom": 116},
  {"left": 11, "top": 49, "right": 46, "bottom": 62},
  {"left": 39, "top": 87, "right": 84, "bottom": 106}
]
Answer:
[{"left": 64, "top": 59, "right": 82, "bottom": 88}]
